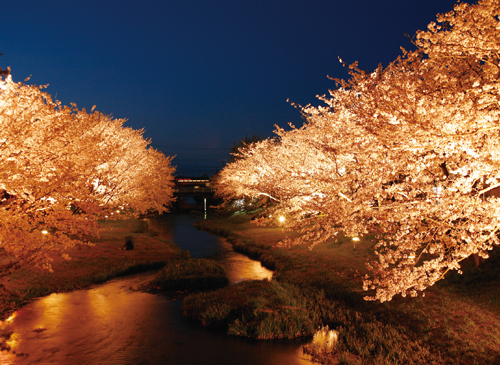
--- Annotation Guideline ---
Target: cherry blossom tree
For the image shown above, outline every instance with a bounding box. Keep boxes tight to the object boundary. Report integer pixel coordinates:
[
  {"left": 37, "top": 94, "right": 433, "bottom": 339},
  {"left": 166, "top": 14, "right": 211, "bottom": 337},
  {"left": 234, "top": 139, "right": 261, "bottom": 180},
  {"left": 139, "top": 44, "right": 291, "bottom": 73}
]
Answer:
[
  {"left": 0, "top": 76, "right": 175, "bottom": 275},
  {"left": 216, "top": 0, "right": 500, "bottom": 301}
]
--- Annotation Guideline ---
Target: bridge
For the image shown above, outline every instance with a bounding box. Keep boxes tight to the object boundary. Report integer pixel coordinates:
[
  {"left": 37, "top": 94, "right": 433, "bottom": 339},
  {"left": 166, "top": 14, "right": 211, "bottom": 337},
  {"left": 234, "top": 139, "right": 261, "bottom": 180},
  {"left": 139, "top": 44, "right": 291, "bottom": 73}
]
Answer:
[
  {"left": 173, "top": 179, "right": 219, "bottom": 212},
  {"left": 173, "top": 179, "right": 216, "bottom": 197}
]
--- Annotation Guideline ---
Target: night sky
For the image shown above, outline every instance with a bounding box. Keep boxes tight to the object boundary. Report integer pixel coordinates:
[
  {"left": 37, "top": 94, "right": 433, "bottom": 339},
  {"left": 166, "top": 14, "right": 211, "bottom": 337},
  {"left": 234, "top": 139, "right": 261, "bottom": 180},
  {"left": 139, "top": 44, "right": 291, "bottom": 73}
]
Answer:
[{"left": 2, "top": 0, "right": 457, "bottom": 177}]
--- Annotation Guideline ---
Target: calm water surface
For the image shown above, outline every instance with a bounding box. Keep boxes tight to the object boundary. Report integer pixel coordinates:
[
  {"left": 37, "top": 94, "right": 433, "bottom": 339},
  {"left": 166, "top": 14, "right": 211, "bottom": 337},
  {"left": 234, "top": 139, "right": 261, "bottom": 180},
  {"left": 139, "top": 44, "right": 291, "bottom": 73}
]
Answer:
[
  {"left": 1, "top": 214, "right": 316, "bottom": 365},
  {"left": 147, "top": 214, "right": 273, "bottom": 283}
]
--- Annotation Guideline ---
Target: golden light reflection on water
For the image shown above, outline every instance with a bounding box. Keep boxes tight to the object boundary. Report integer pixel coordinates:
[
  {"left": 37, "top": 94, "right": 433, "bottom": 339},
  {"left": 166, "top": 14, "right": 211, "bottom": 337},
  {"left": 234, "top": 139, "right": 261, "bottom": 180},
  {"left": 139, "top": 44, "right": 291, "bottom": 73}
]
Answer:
[
  {"left": 1, "top": 276, "right": 316, "bottom": 365},
  {"left": 1, "top": 311, "right": 18, "bottom": 355},
  {"left": 6, "top": 313, "right": 16, "bottom": 323},
  {"left": 224, "top": 253, "right": 273, "bottom": 283},
  {"left": 0, "top": 311, "right": 17, "bottom": 328},
  {"left": 2, "top": 276, "right": 163, "bottom": 364},
  {"left": 0, "top": 214, "right": 316, "bottom": 364},
  {"left": 147, "top": 215, "right": 274, "bottom": 283}
]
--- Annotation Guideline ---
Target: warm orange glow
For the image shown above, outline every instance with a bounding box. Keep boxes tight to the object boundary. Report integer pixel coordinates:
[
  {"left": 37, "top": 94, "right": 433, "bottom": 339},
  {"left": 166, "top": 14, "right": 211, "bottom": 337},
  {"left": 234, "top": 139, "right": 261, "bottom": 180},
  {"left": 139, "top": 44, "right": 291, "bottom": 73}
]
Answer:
[
  {"left": 0, "top": 77, "right": 176, "bottom": 273},
  {"left": 214, "top": 0, "right": 500, "bottom": 302},
  {"left": 278, "top": 216, "right": 285, "bottom": 223},
  {"left": 5, "top": 312, "right": 16, "bottom": 323}
]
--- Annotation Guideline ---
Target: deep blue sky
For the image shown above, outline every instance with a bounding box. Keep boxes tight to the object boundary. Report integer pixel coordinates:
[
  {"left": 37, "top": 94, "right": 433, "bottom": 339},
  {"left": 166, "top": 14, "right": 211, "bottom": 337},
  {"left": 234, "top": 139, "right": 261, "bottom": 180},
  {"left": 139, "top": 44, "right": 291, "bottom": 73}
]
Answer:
[{"left": 2, "top": 0, "right": 457, "bottom": 176}]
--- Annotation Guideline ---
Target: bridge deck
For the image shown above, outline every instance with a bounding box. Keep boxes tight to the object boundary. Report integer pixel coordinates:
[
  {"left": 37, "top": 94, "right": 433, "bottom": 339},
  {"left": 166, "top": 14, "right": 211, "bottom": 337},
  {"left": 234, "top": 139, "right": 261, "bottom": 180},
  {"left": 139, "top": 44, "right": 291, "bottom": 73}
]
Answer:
[{"left": 174, "top": 187, "right": 215, "bottom": 197}]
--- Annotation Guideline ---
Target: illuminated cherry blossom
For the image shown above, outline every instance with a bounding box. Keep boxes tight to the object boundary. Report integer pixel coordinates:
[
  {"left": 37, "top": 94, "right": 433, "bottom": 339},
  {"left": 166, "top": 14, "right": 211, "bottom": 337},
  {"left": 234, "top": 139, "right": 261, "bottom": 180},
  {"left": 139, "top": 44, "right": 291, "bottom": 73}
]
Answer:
[
  {"left": 216, "top": 0, "right": 500, "bottom": 301},
  {"left": 0, "top": 77, "right": 175, "bottom": 274}
]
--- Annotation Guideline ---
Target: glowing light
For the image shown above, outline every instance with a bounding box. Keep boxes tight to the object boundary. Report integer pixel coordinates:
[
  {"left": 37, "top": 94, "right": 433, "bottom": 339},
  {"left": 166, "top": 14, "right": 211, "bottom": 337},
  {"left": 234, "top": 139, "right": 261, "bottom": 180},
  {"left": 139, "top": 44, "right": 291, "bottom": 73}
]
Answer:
[
  {"left": 5, "top": 312, "right": 16, "bottom": 323},
  {"left": 116, "top": 210, "right": 120, "bottom": 213},
  {"left": 41, "top": 230, "right": 49, "bottom": 235},
  {"left": 279, "top": 216, "right": 285, "bottom": 223},
  {"left": 309, "top": 326, "right": 338, "bottom": 354},
  {"left": 211, "top": 0, "right": 500, "bottom": 302}
]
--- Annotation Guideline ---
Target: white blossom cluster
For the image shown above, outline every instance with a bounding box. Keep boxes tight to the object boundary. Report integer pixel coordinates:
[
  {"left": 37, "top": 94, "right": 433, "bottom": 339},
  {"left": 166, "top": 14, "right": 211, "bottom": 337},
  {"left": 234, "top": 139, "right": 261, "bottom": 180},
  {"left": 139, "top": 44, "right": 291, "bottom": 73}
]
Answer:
[
  {"left": 0, "top": 78, "right": 176, "bottom": 274},
  {"left": 215, "top": 0, "right": 500, "bottom": 301}
]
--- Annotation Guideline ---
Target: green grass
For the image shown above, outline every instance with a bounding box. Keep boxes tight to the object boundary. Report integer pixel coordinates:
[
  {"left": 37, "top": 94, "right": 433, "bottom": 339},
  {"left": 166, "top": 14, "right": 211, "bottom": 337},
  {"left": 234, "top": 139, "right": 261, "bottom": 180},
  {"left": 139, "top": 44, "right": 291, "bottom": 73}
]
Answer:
[
  {"left": 194, "top": 212, "right": 500, "bottom": 364},
  {"left": 0, "top": 217, "right": 187, "bottom": 319},
  {"left": 3, "top": 212, "right": 500, "bottom": 363},
  {"left": 183, "top": 279, "right": 317, "bottom": 339},
  {"left": 147, "top": 258, "right": 228, "bottom": 292}
]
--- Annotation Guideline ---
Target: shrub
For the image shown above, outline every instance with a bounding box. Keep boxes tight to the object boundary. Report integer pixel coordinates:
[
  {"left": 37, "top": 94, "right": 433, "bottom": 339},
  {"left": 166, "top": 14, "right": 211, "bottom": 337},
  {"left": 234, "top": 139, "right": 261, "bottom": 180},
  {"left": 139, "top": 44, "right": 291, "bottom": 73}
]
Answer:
[
  {"left": 182, "top": 279, "right": 317, "bottom": 339},
  {"left": 148, "top": 258, "right": 228, "bottom": 292}
]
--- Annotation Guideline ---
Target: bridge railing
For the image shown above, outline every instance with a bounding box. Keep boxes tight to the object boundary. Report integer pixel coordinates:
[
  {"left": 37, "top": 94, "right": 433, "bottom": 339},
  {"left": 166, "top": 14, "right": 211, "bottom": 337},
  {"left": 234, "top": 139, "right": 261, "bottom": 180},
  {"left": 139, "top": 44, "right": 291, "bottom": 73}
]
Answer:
[{"left": 175, "top": 187, "right": 216, "bottom": 194}]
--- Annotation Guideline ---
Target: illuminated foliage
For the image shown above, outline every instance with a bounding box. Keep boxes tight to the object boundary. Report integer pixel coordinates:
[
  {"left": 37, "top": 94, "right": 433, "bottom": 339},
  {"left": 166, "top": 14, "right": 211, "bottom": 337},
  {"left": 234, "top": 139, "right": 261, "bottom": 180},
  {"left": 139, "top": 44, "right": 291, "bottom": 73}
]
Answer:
[
  {"left": 215, "top": 0, "right": 500, "bottom": 301},
  {"left": 0, "top": 77, "right": 175, "bottom": 274}
]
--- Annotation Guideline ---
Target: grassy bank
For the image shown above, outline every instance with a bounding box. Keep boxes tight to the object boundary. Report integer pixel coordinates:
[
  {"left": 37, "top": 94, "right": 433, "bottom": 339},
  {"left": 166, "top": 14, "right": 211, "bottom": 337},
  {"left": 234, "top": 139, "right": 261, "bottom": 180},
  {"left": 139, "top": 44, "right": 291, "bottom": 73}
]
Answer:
[
  {"left": 0, "top": 217, "right": 186, "bottom": 319},
  {"left": 191, "top": 213, "right": 500, "bottom": 364},
  {"left": 183, "top": 279, "right": 317, "bottom": 339},
  {"left": 146, "top": 258, "right": 228, "bottom": 293}
]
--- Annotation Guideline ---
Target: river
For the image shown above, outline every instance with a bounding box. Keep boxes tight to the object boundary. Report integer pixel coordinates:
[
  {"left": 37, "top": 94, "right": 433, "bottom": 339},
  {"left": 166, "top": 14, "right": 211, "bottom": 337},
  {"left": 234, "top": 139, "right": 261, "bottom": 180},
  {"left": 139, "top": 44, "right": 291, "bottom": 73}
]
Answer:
[{"left": 0, "top": 213, "right": 316, "bottom": 364}]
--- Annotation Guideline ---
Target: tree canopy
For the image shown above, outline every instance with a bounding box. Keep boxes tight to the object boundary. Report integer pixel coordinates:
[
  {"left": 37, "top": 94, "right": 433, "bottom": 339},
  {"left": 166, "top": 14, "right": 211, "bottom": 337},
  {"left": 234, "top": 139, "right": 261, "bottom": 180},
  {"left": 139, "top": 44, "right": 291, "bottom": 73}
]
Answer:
[
  {"left": 215, "top": 0, "right": 500, "bottom": 301},
  {"left": 0, "top": 76, "right": 175, "bottom": 275}
]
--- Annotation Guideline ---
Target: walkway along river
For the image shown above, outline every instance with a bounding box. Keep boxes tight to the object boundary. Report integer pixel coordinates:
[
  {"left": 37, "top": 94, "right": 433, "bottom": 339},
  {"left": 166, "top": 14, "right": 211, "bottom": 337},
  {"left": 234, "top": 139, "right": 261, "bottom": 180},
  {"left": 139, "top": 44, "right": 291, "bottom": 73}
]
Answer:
[{"left": 0, "top": 213, "right": 317, "bottom": 365}]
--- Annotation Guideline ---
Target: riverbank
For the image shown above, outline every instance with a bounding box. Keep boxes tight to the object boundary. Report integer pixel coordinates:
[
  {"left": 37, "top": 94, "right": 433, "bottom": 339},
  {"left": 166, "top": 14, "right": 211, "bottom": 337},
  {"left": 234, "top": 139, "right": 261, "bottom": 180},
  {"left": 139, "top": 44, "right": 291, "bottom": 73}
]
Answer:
[
  {"left": 192, "top": 212, "right": 500, "bottom": 364},
  {"left": 0, "top": 218, "right": 186, "bottom": 321}
]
